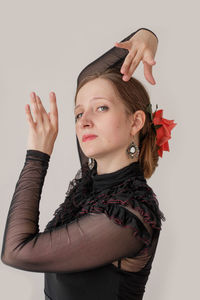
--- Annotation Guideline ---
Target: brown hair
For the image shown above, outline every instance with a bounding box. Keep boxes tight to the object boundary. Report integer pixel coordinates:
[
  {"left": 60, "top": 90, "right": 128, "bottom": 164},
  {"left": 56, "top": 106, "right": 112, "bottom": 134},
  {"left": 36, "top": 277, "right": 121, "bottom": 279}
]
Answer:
[{"left": 74, "top": 68, "right": 160, "bottom": 179}]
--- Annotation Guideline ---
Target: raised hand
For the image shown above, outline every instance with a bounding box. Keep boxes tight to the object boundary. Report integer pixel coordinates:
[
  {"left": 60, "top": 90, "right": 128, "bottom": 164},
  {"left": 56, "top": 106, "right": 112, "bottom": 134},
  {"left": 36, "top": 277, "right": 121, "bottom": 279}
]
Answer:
[
  {"left": 115, "top": 29, "right": 158, "bottom": 85},
  {"left": 25, "top": 91, "right": 59, "bottom": 156}
]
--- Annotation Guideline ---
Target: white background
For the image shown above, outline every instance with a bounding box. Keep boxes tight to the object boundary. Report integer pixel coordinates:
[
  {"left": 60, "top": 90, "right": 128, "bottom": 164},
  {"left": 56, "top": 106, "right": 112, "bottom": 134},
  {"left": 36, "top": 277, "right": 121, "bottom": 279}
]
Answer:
[{"left": 0, "top": 0, "right": 199, "bottom": 299}]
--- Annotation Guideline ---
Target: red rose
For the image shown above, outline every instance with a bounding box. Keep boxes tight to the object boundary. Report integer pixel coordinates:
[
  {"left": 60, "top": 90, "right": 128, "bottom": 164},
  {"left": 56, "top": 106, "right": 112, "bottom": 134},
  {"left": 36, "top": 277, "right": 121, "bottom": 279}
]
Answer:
[{"left": 152, "top": 109, "right": 177, "bottom": 158}]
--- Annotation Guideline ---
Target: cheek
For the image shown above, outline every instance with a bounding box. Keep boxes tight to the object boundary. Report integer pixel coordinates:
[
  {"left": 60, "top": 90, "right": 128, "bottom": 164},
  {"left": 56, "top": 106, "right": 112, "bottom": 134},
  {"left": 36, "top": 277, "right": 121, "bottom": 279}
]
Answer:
[{"left": 102, "top": 119, "right": 128, "bottom": 143}]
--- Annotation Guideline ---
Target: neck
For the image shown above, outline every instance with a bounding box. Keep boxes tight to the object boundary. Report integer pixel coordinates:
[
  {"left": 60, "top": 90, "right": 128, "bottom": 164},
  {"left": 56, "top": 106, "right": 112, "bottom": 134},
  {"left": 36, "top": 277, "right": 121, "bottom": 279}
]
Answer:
[{"left": 94, "top": 153, "right": 138, "bottom": 175}]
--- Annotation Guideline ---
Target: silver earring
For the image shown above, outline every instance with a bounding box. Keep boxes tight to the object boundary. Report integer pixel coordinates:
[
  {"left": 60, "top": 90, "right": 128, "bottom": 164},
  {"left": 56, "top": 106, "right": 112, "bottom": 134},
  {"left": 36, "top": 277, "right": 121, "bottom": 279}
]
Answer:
[
  {"left": 88, "top": 157, "right": 95, "bottom": 170},
  {"left": 126, "top": 140, "right": 140, "bottom": 159}
]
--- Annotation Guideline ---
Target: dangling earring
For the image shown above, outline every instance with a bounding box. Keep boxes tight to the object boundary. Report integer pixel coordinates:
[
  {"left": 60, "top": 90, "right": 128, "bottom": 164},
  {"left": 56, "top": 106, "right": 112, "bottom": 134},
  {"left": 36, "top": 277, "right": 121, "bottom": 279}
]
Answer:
[
  {"left": 88, "top": 157, "right": 95, "bottom": 170},
  {"left": 126, "top": 140, "right": 140, "bottom": 159}
]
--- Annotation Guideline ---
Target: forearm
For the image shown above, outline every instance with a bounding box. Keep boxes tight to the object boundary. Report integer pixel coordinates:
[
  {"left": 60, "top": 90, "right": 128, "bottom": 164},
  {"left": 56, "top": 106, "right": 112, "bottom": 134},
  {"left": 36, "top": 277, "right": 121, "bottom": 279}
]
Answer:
[
  {"left": 1, "top": 150, "right": 50, "bottom": 264},
  {"left": 77, "top": 27, "right": 158, "bottom": 86}
]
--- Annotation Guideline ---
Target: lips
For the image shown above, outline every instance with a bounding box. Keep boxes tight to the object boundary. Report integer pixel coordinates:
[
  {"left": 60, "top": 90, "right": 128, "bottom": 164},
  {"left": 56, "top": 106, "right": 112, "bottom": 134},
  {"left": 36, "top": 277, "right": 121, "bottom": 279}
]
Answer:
[{"left": 82, "top": 135, "right": 97, "bottom": 142}]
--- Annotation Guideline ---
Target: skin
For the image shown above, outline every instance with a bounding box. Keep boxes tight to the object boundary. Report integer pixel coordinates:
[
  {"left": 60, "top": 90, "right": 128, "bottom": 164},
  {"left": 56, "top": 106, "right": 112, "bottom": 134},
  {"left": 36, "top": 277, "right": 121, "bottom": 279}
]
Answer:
[
  {"left": 25, "top": 91, "right": 58, "bottom": 157},
  {"left": 75, "top": 78, "right": 146, "bottom": 175},
  {"left": 25, "top": 29, "right": 157, "bottom": 166},
  {"left": 115, "top": 28, "right": 158, "bottom": 84}
]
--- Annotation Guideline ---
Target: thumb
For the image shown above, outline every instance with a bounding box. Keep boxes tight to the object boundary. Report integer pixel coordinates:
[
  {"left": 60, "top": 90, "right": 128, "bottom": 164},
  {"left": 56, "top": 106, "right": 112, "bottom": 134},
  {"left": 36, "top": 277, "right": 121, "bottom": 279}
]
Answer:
[{"left": 115, "top": 40, "right": 131, "bottom": 50}]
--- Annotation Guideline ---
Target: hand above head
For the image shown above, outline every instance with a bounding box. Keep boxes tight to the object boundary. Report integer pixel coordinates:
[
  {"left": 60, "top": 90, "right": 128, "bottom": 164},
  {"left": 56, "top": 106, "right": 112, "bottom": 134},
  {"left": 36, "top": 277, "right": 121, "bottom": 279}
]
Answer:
[
  {"left": 25, "top": 91, "right": 59, "bottom": 156},
  {"left": 115, "top": 29, "right": 158, "bottom": 85}
]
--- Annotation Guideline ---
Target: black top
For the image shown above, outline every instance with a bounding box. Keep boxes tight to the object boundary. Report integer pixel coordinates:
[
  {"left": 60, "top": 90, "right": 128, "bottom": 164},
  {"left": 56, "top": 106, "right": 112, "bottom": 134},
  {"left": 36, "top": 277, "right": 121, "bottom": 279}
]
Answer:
[{"left": 1, "top": 28, "right": 164, "bottom": 300}]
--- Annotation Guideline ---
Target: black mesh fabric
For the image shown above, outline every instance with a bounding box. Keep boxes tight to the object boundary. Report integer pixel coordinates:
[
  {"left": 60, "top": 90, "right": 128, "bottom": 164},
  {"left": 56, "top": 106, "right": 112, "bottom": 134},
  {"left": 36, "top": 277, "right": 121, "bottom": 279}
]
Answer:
[
  {"left": 1, "top": 28, "right": 164, "bottom": 300},
  {"left": 1, "top": 150, "right": 163, "bottom": 273},
  {"left": 75, "top": 27, "right": 158, "bottom": 168}
]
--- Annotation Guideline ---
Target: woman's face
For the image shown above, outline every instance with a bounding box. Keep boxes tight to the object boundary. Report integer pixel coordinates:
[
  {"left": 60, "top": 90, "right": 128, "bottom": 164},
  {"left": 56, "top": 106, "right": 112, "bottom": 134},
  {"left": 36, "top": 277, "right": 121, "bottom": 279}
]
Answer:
[{"left": 75, "top": 78, "right": 138, "bottom": 160}]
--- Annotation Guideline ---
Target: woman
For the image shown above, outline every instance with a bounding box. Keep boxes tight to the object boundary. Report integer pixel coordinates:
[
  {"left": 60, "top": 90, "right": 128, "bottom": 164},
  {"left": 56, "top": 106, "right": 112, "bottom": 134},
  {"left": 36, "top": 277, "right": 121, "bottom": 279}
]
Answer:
[{"left": 1, "top": 28, "right": 176, "bottom": 299}]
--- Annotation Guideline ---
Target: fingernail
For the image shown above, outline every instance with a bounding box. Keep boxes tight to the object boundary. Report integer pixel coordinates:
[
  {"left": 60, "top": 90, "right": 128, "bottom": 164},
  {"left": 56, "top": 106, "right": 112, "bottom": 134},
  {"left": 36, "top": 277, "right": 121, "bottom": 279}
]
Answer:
[
  {"left": 31, "top": 92, "right": 35, "bottom": 97},
  {"left": 50, "top": 92, "right": 54, "bottom": 97}
]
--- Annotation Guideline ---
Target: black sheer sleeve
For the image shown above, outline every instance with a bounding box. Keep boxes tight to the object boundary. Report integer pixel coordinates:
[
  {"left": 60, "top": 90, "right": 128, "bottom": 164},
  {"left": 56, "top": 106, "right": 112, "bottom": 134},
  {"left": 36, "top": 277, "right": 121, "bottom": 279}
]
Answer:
[
  {"left": 76, "top": 27, "right": 158, "bottom": 167},
  {"left": 1, "top": 150, "right": 152, "bottom": 274},
  {"left": 77, "top": 27, "right": 158, "bottom": 86}
]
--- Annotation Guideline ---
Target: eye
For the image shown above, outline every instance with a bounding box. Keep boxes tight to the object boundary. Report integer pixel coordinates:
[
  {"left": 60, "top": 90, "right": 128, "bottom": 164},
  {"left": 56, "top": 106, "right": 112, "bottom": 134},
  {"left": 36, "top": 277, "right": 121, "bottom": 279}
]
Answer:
[
  {"left": 97, "top": 105, "right": 108, "bottom": 112},
  {"left": 75, "top": 106, "right": 109, "bottom": 122},
  {"left": 75, "top": 112, "right": 83, "bottom": 122}
]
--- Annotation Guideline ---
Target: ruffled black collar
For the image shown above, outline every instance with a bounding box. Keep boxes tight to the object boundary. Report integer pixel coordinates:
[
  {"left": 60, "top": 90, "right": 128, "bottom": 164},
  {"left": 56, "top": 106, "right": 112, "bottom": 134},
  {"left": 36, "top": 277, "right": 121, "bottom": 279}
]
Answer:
[
  {"left": 91, "top": 160, "right": 144, "bottom": 193},
  {"left": 44, "top": 158, "right": 166, "bottom": 233}
]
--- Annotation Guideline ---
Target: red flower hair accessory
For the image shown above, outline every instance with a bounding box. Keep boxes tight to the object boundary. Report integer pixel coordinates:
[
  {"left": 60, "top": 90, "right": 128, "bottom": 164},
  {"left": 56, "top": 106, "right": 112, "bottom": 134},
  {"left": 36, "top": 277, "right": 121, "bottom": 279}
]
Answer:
[{"left": 146, "top": 104, "right": 177, "bottom": 158}]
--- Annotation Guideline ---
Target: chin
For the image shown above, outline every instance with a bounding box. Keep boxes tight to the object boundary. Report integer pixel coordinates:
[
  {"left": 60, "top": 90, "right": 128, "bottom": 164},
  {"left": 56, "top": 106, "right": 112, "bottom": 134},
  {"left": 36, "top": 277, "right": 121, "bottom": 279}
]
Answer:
[
  {"left": 80, "top": 146, "right": 95, "bottom": 156},
  {"left": 83, "top": 150, "right": 98, "bottom": 158},
  {"left": 81, "top": 148, "right": 104, "bottom": 159}
]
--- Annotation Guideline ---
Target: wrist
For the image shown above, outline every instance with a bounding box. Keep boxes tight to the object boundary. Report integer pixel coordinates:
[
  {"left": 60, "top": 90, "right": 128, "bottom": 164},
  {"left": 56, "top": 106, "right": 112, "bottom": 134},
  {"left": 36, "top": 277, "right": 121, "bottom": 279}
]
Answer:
[
  {"left": 26, "top": 149, "right": 50, "bottom": 162},
  {"left": 137, "top": 28, "right": 158, "bottom": 42}
]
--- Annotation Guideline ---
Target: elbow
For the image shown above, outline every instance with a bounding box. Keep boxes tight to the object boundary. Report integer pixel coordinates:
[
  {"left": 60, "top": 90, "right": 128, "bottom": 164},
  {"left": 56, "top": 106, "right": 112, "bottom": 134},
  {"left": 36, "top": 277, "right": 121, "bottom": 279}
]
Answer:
[
  {"left": 1, "top": 248, "right": 37, "bottom": 272},
  {"left": 1, "top": 252, "right": 13, "bottom": 267},
  {"left": 1, "top": 242, "right": 32, "bottom": 270},
  {"left": 1, "top": 252, "right": 27, "bottom": 271},
  {"left": 1, "top": 247, "right": 22, "bottom": 269},
  {"left": 1, "top": 242, "right": 14, "bottom": 267},
  {"left": 1, "top": 252, "right": 6, "bottom": 264},
  {"left": 1, "top": 249, "right": 15, "bottom": 267},
  {"left": 1, "top": 245, "right": 8, "bottom": 265}
]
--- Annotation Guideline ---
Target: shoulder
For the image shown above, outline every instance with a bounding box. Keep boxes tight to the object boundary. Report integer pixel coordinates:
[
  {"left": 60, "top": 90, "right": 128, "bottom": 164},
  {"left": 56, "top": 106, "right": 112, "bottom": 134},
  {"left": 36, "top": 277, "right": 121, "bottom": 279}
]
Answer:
[{"left": 77, "top": 175, "right": 165, "bottom": 247}]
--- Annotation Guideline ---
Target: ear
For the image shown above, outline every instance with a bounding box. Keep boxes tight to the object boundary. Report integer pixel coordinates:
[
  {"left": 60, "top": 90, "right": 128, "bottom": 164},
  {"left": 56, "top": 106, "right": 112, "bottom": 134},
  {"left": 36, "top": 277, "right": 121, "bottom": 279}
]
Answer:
[{"left": 129, "top": 110, "right": 146, "bottom": 136}]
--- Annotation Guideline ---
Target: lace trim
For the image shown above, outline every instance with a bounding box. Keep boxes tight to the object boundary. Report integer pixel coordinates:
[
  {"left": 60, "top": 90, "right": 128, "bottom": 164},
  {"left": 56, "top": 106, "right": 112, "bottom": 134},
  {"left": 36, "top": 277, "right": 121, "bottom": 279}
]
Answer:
[
  {"left": 75, "top": 176, "right": 164, "bottom": 249},
  {"left": 44, "top": 163, "right": 165, "bottom": 237}
]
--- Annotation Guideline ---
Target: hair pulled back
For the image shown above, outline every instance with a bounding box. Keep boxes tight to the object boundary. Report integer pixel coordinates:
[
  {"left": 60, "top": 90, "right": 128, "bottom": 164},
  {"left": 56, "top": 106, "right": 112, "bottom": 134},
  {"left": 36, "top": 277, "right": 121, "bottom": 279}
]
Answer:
[
  {"left": 74, "top": 68, "right": 160, "bottom": 179},
  {"left": 44, "top": 69, "right": 163, "bottom": 231}
]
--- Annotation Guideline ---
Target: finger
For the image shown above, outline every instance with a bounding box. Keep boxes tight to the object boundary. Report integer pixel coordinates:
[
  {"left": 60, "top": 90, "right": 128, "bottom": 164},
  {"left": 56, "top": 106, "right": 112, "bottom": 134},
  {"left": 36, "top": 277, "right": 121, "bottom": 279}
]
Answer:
[
  {"left": 49, "top": 92, "right": 58, "bottom": 130},
  {"left": 35, "top": 95, "right": 45, "bottom": 123},
  {"left": 25, "top": 104, "right": 36, "bottom": 128},
  {"left": 36, "top": 95, "right": 50, "bottom": 124},
  {"left": 30, "top": 92, "right": 42, "bottom": 123},
  {"left": 143, "top": 62, "right": 156, "bottom": 85},
  {"left": 123, "top": 51, "right": 143, "bottom": 81},
  {"left": 121, "top": 50, "right": 137, "bottom": 75},
  {"left": 115, "top": 40, "right": 131, "bottom": 51},
  {"left": 143, "top": 56, "right": 156, "bottom": 66},
  {"left": 148, "top": 57, "right": 156, "bottom": 65}
]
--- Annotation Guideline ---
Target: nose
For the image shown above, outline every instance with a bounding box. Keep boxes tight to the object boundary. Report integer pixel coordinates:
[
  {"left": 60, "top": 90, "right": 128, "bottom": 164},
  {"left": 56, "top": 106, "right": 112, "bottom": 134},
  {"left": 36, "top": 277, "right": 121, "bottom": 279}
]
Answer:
[{"left": 79, "top": 111, "right": 94, "bottom": 129}]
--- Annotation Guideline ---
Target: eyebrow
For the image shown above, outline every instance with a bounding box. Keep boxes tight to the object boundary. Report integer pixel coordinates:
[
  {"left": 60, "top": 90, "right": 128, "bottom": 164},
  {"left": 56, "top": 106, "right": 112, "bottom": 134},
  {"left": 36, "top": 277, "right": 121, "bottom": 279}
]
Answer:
[{"left": 74, "top": 97, "right": 112, "bottom": 111}]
